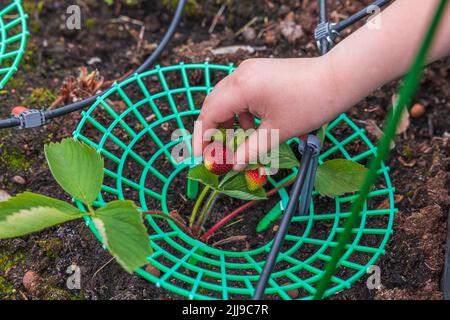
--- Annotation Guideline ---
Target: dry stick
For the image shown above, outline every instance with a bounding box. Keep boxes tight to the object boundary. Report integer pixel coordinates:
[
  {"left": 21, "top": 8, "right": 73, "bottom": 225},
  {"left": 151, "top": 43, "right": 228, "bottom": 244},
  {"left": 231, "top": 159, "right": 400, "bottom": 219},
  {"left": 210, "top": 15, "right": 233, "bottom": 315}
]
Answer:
[
  {"left": 201, "top": 176, "right": 297, "bottom": 241},
  {"left": 142, "top": 211, "right": 195, "bottom": 238}
]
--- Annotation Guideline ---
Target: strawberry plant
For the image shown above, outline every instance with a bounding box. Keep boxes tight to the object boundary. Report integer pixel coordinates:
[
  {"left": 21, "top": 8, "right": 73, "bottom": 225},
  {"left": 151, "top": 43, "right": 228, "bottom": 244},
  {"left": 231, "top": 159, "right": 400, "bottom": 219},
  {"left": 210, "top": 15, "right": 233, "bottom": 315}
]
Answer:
[
  {"left": 0, "top": 129, "right": 368, "bottom": 274},
  {"left": 0, "top": 139, "right": 153, "bottom": 273},
  {"left": 187, "top": 127, "right": 369, "bottom": 239}
]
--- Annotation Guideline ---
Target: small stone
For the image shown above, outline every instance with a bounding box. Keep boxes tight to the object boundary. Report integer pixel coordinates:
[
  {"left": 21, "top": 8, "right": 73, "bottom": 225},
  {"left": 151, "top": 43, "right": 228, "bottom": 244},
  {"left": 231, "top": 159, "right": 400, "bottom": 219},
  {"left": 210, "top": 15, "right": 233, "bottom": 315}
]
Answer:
[
  {"left": 279, "top": 13, "right": 303, "bottom": 43},
  {"left": 0, "top": 189, "right": 11, "bottom": 202},
  {"left": 23, "top": 270, "right": 40, "bottom": 292},
  {"left": 242, "top": 26, "right": 256, "bottom": 41},
  {"left": 11, "top": 175, "right": 26, "bottom": 185},
  {"left": 283, "top": 282, "right": 299, "bottom": 299},
  {"left": 145, "top": 264, "right": 161, "bottom": 278},
  {"left": 411, "top": 103, "right": 426, "bottom": 118},
  {"left": 87, "top": 57, "right": 102, "bottom": 65},
  {"left": 264, "top": 30, "right": 276, "bottom": 45}
]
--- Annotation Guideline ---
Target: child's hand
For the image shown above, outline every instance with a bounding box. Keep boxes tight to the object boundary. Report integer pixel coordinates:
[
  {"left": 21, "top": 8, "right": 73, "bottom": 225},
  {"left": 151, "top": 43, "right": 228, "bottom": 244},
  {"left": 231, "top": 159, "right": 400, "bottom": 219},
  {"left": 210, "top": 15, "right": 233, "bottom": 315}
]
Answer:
[
  {"left": 193, "top": 57, "right": 344, "bottom": 170},
  {"left": 193, "top": 0, "right": 450, "bottom": 171}
]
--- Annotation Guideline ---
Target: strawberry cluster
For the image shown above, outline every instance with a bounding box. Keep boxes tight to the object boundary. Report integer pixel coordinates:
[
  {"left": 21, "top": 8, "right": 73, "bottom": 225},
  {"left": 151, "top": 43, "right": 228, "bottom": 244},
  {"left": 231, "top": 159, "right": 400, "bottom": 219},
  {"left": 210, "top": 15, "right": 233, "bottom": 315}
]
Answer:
[{"left": 203, "top": 140, "right": 267, "bottom": 191}]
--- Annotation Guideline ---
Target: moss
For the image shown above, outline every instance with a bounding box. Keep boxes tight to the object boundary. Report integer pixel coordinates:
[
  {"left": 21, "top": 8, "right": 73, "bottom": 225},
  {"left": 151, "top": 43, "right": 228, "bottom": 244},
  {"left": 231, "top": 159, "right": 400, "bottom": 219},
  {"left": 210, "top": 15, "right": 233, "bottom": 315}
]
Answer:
[
  {"left": 0, "top": 250, "right": 25, "bottom": 271},
  {"left": 0, "top": 276, "right": 15, "bottom": 296},
  {"left": 29, "top": 20, "right": 42, "bottom": 34},
  {"left": 22, "top": 0, "right": 46, "bottom": 15},
  {"left": 37, "top": 238, "right": 63, "bottom": 259},
  {"left": 85, "top": 18, "right": 97, "bottom": 29},
  {"left": 5, "top": 75, "right": 27, "bottom": 89},
  {"left": 42, "top": 285, "right": 86, "bottom": 300},
  {"left": 21, "top": 40, "right": 39, "bottom": 72},
  {"left": 0, "top": 145, "right": 32, "bottom": 171},
  {"left": 401, "top": 145, "right": 414, "bottom": 160},
  {"left": 162, "top": 0, "right": 199, "bottom": 15},
  {"left": 25, "top": 87, "right": 56, "bottom": 106}
]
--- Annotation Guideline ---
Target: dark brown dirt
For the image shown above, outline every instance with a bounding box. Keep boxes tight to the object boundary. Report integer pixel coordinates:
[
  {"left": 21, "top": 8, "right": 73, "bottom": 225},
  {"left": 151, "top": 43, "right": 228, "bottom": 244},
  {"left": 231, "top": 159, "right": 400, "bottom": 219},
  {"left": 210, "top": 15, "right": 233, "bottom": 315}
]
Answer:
[{"left": 0, "top": 0, "right": 449, "bottom": 300}]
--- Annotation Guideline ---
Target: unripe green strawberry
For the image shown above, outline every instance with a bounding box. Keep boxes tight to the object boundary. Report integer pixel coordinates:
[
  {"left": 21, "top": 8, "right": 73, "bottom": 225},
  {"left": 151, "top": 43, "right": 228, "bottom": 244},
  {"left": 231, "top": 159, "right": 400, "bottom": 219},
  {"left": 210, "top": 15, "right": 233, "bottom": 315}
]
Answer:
[
  {"left": 245, "top": 168, "right": 267, "bottom": 191},
  {"left": 203, "top": 141, "right": 234, "bottom": 176}
]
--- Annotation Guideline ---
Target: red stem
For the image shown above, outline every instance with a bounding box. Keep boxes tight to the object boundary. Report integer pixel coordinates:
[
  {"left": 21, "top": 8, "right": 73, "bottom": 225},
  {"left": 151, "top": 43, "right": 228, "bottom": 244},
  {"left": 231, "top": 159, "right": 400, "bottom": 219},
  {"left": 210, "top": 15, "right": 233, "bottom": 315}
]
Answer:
[{"left": 201, "top": 177, "right": 296, "bottom": 241}]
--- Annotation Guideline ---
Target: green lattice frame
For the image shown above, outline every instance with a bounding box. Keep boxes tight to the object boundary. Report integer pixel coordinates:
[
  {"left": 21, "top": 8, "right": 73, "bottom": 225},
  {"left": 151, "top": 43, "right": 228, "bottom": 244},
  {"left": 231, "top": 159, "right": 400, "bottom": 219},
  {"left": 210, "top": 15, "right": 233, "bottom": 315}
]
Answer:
[
  {"left": 72, "top": 62, "right": 396, "bottom": 300},
  {"left": 0, "top": 0, "right": 28, "bottom": 89}
]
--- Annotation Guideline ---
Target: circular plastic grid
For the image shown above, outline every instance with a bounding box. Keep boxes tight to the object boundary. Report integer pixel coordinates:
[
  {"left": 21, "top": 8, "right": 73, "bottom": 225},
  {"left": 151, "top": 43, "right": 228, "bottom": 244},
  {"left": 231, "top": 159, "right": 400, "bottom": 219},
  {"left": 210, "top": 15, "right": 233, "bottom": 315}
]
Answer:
[
  {"left": 73, "top": 62, "right": 396, "bottom": 300},
  {"left": 0, "top": 0, "right": 28, "bottom": 89}
]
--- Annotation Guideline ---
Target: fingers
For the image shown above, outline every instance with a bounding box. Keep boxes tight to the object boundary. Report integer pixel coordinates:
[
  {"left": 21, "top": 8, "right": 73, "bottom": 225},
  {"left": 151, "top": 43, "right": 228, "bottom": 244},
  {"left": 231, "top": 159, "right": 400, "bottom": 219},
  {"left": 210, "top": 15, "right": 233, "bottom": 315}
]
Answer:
[
  {"left": 238, "top": 112, "right": 255, "bottom": 130},
  {"left": 233, "top": 122, "right": 280, "bottom": 171},
  {"left": 193, "top": 76, "right": 247, "bottom": 157}
]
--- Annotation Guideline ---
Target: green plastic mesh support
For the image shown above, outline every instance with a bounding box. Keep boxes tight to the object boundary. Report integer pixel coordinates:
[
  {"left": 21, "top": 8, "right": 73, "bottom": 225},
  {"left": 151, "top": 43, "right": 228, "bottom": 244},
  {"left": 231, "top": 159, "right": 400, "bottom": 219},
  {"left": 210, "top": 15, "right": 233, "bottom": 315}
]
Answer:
[
  {"left": 0, "top": 0, "right": 28, "bottom": 89},
  {"left": 72, "top": 62, "right": 397, "bottom": 300}
]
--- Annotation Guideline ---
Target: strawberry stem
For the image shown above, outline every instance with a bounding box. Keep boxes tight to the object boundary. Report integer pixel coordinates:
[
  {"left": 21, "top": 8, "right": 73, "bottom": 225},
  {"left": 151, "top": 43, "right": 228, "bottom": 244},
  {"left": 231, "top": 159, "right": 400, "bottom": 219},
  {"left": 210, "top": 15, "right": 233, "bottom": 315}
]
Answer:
[
  {"left": 201, "top": 176, "right": 297, "bottom": 241},
  {"left": 189, "top": 185, "right": 210, "bottom": 227},
  {"left": 195, "top": 190, "right": 219, "bottom": 234}
]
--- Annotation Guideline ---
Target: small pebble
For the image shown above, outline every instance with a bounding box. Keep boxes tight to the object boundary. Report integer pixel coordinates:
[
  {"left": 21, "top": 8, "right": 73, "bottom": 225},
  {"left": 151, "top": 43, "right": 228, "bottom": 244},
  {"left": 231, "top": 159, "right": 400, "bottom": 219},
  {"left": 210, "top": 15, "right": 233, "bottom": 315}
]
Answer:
[
  {"left": 11, "top": 175, "right": 26, "bottom": 185},
  {"left": 264, "top": 30, "right": 276, "bottom": 45},
  {"left": 242, "top": 26, "right": 256, "bottom": 41},
  {"left": 283, "top": 282, "right": 299, "bottom": 299},
  {"left": 23, "top": 270, "right": 40, "bottom": 292},
  {"left": 0, "top": 189, "right": 11, "bottom": 202},
  {"left": 411, "top": 103, "right": 426, "bottom": 118}
]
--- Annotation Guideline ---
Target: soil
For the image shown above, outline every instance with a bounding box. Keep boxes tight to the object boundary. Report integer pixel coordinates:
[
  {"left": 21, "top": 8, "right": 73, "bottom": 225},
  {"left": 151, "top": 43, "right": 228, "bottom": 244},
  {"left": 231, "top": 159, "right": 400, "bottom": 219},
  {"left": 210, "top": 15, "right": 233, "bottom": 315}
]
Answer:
[{"left": 0, "top": 0, "right": 449, "bottom": 300}]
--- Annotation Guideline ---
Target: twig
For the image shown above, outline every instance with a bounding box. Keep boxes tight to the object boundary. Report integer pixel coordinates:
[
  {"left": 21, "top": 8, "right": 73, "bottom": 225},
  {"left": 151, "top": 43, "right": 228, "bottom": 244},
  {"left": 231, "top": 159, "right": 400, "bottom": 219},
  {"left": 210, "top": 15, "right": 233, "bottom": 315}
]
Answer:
[
  {"left": 234, "top": 17, "right": 258, "bottom": 38},
  {"left": 212, "top": 235, "right": 247, "bottom": 247},
  {"left": 209, "top": 3, "right": 226, "bottom": 34},
  {"left": 92, "top": 257, "right": 115, "bottom": 279}
]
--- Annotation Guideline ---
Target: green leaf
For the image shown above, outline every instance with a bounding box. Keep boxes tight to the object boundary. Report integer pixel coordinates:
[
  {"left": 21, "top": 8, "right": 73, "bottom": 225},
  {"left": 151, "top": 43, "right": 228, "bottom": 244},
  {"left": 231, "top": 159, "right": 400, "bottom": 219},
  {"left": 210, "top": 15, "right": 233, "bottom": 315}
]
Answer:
[
  {"left": 187, "top": 164, "right": 219, "bottom": 189},
  {"left": 93, "top": 200, "right": 152, "bottom": 273},
  {"left": 0, "top": 192, "right": 83, "bottom": 239},
  {"left": 265, "top": 142, "right": 299, "bottom": 169},
  {"left": 219, "top": 173, "right": 267, "bottom": 200},
  {"left": 45, "top": 139, "right": 104, "bottom": 207},
  {"left": 218, "top": 170, "right": 240, "bottom": 188},
  {"left": 317, "top": 124, "right": 328, "bottom": 145},
  {"left": 315, "top": 159, "right": 368, "bottom": 198}
]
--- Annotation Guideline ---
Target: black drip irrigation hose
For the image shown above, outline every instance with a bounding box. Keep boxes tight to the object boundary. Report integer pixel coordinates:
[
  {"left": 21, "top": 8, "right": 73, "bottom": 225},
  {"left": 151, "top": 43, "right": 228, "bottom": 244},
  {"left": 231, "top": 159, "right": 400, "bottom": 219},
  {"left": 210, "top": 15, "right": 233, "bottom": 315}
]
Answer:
[
  {"left": 0, "top": 0, "right": 187, "bottom": 129},
  {"left": 253, "top": 141, "right": 315, "bottom": 300},
  {"left": 333, "top": 0, "right": 392, "bottom": 33}
]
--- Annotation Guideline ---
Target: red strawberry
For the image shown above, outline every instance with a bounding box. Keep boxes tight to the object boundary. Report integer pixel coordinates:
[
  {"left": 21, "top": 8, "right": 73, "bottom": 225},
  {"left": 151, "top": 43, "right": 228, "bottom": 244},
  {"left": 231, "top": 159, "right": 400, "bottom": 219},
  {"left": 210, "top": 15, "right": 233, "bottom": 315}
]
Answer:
[
  {"left": 245, "top": 168, "right": 267, "bottom": 191},
  {"left": 11, "top": 106, "right": 29, "bottom": 117},
  {"left": 203, "top": 141, "right": 234, "bottom": 176}
]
